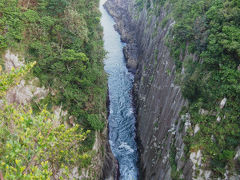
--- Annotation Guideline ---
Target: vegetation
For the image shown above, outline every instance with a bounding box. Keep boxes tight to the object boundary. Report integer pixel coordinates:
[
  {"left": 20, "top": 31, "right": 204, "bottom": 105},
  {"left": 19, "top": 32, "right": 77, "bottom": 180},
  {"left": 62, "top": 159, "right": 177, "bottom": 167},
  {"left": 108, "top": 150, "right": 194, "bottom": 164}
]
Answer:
[
  {"left": 1, "top": 0, "right": 107, "bottom": 128},
  {"left": 169, "top": 143, "right": 182, "bottom": 180},
  {"left": 0, "top": 65, "right": 90, "bottom": 179},
  {"left": 0, "top": 0, "right": 107, "bottom": 178},
  {"left": 168, "top": 0, "right": 240, "bottom": 177},
  {"left": 136, "top": 0, "right": 240, "bottom": 177},
  {"left": 1, "top": 0, "right": 107, "bottom": 139}
]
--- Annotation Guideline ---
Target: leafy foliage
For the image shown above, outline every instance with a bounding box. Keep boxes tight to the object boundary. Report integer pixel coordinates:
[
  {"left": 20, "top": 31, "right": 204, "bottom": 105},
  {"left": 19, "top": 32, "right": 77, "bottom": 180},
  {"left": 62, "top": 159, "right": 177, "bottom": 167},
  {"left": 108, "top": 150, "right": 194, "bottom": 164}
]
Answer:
[
  {"left": 0, "top": 0, "right": 106, "bottom": 145},
  {"left": 0, "top": 0, "right": 107, "bottom": 178},
  {"left": 166, "top": 0, "right": 240, "bottom": 177},
  {"left": 0, "top": 62, "right": 35, "bottom": 97},
  {"left": 25, "top": 0, "right": 106, "bottom": 133},
  {"left": 0, "top": 65, "right": 88, "bottom": 179},
  {"left": 0, "top": 0, "right": 24, "bottom": 50}
]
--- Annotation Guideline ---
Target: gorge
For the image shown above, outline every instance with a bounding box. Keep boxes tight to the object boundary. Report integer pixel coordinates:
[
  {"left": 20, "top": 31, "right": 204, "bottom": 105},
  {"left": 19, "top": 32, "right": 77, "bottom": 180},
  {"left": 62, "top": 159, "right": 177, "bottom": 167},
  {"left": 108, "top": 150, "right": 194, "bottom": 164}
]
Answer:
[
  {"left": 0, "top": 0, "right": 239, "bottom": 179},
  {"left": 100, "top": 0, "right": 138, "bottom": 179},
  {"left": 103, "top": 0, "right": 240, "bottom": 179}
]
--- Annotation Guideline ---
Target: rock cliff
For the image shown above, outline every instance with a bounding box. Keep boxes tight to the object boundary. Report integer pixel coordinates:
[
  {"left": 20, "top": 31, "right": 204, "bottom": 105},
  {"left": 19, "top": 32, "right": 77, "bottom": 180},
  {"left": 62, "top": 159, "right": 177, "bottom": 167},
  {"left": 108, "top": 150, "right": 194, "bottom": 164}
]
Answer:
[
  {"left": 105, "top": 1, "right": 189, "bottom": 179},
  {"left": 105, "top": 0, "right": 240, "bottom": 179}
]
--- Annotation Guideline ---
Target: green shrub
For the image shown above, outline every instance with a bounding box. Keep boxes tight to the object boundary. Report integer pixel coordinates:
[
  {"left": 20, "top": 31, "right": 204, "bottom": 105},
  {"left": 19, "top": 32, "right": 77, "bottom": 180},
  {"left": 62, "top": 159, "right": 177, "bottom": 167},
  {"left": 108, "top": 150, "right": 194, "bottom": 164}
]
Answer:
[
  {"left": 0, "top": 65, "right": 88, "bottom": 179},
  {"left": 87, "top": 114, "right": 105, "bottom": 131},
  {"left": 164, "top": 0, "right": 240, "bottom": 176}
]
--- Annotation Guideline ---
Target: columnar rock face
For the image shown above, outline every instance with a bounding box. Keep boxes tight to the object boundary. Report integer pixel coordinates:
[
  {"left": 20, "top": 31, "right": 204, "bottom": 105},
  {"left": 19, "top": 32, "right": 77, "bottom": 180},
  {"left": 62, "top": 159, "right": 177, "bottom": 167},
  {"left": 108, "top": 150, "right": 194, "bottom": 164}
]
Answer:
[
  {"left": 132, "top": 11, "right": 191, "bottom": 180},
  {"left": 105, "top": 0, "right": 192, "bottom": 179},
  {"left": 105, "top": 1, "right": 240, "bottom": 180}
]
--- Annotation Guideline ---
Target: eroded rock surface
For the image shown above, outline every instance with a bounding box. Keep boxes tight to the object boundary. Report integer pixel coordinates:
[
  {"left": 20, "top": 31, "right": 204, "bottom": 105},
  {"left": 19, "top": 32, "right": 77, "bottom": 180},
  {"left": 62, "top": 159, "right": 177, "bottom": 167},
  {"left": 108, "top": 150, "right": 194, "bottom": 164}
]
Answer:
[
  {"left": 4, "top": 50, "right": 24, "bottom": 72},
  {"left": 4, "top": 50, "right": 48, "bottom": 105}
]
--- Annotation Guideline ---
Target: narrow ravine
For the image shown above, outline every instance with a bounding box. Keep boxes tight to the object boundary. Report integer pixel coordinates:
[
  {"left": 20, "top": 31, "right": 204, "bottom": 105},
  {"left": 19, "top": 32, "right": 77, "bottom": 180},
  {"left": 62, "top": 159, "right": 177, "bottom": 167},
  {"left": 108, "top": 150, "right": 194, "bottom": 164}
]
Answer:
[{"left": 100, "top": 0, "right": 138, "bottom": 179}]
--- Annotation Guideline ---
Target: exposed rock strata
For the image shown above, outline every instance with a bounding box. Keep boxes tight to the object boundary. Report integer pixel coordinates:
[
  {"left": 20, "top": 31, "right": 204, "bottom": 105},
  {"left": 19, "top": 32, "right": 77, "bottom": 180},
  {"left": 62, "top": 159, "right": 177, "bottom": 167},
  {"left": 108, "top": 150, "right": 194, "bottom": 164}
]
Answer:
[
  {"left": 4, "top": 50, "right": 48, "bottom": 105},
  {"left": 105, "top": 0, "right": 191, "bottom": 179},
  {"left": 123, "top": 44, "right": 138, "bottom": 73},
  {"left": 105, "top": 1, "right": 240, "bottom": 179},
  {"left": 4, "top": 50, "right": 24, "bottom": 72},
  {"left": 101, "top": 136, "right": 119, "bottom": 180}
]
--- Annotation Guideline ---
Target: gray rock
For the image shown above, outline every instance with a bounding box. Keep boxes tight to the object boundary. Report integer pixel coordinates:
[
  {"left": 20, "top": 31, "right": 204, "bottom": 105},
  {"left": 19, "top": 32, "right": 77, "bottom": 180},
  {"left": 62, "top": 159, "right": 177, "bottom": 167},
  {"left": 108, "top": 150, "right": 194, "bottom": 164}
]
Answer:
[
  {"left": 123, "top": 44, "right": 138, "bottom": 73},
  {"left": 4, "top": 50, "right": 24, "bottom": 72}
]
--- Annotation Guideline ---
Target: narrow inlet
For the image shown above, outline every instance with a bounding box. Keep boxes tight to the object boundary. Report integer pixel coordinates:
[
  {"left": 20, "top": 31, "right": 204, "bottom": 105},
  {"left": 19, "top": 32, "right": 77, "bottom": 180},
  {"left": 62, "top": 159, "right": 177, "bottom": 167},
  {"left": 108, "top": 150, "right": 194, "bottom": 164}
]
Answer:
[{"left": 100, "top": 0, "right": 139, "bottom": 179}]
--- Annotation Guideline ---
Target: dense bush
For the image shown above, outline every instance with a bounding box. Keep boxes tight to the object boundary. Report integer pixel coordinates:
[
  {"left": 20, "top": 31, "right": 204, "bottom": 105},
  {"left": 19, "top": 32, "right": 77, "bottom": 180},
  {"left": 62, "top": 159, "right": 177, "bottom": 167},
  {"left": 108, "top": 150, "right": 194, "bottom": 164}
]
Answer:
[
  {"left": 0, "top": 65, "right": 89, "bottom": 178},
  {"left": 168, "top": 0, "right": 240, "bottom": 176},
  {"left": 0, "top": 0, "right": 107, "bottom": 178},
  {"left": 87, "top": 114, "right": 105, "bottom": 131},
  {"left": 0, "top": 0, "right": 24, "bottom": 50},
  {"left": 1, "top": 0, "right": 106, "bottom": 134}
]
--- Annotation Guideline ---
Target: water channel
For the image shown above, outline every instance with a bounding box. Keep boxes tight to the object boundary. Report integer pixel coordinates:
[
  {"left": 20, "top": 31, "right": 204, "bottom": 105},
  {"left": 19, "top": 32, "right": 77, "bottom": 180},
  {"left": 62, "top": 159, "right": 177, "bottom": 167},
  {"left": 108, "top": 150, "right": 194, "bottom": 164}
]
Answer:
[{"left": 100, "top": 0, "right": 138, "bottom": 179}]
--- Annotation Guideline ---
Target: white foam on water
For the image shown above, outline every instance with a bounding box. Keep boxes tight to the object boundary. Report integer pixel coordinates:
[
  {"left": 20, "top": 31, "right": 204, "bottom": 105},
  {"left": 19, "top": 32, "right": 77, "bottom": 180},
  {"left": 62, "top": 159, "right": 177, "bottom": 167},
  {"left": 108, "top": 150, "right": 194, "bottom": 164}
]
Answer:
[
  {"left": 100, "top": 0, "right": 138, "bottom": 178},
  {"left": 110, "top": 108, "right": 113, "bottom": 114},
  {"left": 126, "top": 108, "right": 134, "bottom": 117},
  {"left": 119, "top": 142, "right": 134, "bottom": 153}
]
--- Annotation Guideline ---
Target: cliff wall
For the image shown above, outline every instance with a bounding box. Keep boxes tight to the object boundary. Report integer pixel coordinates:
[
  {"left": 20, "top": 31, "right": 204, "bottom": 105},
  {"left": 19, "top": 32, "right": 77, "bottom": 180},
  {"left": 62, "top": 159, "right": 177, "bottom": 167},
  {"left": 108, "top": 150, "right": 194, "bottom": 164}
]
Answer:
[
  {"left": 105, "top": 0, "right": 240, "bottom": 179},
  {"left": 105, "top": 1, "right": 190, "bottom": 179}
]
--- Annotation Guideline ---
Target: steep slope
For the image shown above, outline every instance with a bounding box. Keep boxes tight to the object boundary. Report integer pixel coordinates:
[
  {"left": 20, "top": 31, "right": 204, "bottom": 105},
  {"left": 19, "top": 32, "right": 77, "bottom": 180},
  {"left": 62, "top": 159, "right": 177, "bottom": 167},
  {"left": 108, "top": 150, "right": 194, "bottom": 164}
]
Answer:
[
  {"left": 105, "top": 0, "right": 240, "bottom": 179},
  {"left": 0, "top": 0, "right": 118, "bottom": 179}
]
